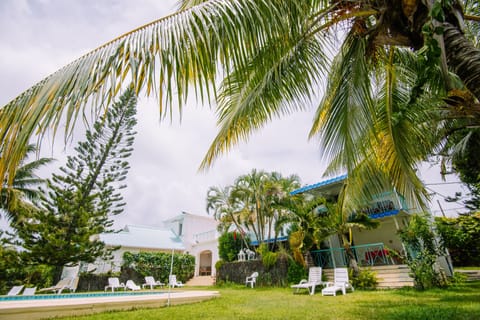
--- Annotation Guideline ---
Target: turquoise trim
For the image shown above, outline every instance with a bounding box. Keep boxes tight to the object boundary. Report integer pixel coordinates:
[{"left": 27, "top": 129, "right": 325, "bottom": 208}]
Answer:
[
  {"left": 250, "top": 236, "right": 288, "bottom": 246},
  {"left": 370, "top": 209, "right": 400, "bottom": 219},
  {"left": 290, "top": 175, "right": 347, "bottom": 195},
  {"left": 0, "top": 291, "right": 164, "bottom": 301}
]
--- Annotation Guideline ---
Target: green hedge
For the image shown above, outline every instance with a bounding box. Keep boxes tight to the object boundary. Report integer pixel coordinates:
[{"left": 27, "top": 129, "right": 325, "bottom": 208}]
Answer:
[
  {"left": 77, "top": 251, "right": 195, "bottom": 291},
  {"left": 123, "top": 251, "right": 195, "bottom": 284}
]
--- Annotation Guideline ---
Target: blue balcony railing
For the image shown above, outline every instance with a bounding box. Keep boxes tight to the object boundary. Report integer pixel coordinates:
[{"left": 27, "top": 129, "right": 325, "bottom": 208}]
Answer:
[{"left": 311, "top": 242, "right": 395, "bottom": 268}]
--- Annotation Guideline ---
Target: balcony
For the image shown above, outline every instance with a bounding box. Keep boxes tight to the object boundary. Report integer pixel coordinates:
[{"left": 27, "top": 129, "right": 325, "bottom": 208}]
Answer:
[
  {"left": 355, "top": 191, "right": 408, "bottom": 219},
  {"left": 193, "top": 230, "right": 218, "bottom": 243},
  {"left": 310, "top": 242, "right": 402, "bottom": 268}
]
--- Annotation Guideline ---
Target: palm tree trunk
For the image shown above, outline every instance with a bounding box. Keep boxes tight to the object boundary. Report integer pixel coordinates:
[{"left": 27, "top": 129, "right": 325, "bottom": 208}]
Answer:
[
  {"left": 443, "top": 22, "right": 480, "bottom": 100},
  {"left": 341, "top": 234, "right": 360, "bottom": 277}
]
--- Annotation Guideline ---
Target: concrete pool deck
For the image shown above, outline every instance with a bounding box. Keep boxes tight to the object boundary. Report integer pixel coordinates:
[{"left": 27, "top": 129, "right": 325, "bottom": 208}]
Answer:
[{"left": 0, "top": 290, "right": 220, "bottom": 320}]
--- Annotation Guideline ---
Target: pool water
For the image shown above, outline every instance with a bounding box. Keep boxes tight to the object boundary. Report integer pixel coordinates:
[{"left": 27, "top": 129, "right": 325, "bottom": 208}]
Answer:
[{"left": 0, "top": 290, "right": 165, "bottom": 301}]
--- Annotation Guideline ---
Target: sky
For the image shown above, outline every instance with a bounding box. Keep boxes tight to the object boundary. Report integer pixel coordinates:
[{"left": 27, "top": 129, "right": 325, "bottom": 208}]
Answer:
[{"left": 0, "top": 0, "right": 468, "bottom": 229}]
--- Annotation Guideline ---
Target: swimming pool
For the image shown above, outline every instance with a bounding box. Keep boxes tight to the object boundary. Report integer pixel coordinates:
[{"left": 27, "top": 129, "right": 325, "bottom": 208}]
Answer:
[
  {"left": 0, "top": 290, "right": 165, "bottom": 301},
  {"left": 0, "top": 290, "right": 219, "bottom": 320}
]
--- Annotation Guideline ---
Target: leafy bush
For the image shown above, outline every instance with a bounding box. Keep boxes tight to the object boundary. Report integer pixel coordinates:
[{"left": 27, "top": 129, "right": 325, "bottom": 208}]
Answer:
[
  {"left": 449, "top": 271, "right": 468, "bottom": 286},
  {"left": 287, "top": 259, "right": 307, "bottom": 284},
  {"left": 399, "top": 213, "right": 448, "bottom": 290},
  {"left": 123, "top": 251, "right": 195, "bottom": 283},
  {"left": 262, "top": 252, "right": 278, "bottom": 269},
  {"left": 215, "top": 259, "right": 225, "bottom": 272},
  {"left": 218, "top": 232, "right": 248, "bottom": 262},
  {"left": 435, "top": 212, "right": 480, "bottom": 266},
  {"left": 351, "top": 268, "right": 378, "bottom": 289},
  {"left": 0, "top": 245, "right": 53, "bottom": 294}
]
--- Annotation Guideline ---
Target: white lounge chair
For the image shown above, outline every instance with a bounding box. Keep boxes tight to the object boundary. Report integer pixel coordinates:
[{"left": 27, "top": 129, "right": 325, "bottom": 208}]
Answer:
[
  {"left": 245, "top": 272, "right": 258, "bottom": 288},
  {"left": 321, "top": 267, "right": 355, "bottom": 296},
  {"left": 125, "top": 280, "right": 141, "bottom": 291},
  {"left": 168, "top": 275, "right": 184, "bottom": 288},
  {"left": 7, "top": 285, "right": 24, "bottom": 296},
  {"left": 38, "top": 277, "right": 78, "bottom": 294},
  {"left": 104, "top": 277, "right": 126, "bottom": 292},
  {"left": 142, "top": 276, "right": 164, "bottom": 289},
  {"left": 291, "top": 267, "right": 326, "bottom": 295},
  {"left": 22, "top": 287, "right": 36, "bottom": 295}
]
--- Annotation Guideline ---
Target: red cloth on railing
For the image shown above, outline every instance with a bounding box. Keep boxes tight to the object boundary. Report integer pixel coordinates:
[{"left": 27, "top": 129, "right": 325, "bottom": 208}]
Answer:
[{"left": 365, "top": 249, "right": 389, "bottom": 261}]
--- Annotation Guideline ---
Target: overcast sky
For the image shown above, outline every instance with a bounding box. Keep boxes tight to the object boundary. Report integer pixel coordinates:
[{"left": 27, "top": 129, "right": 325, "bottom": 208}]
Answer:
[{"left": 0, "top": 0, "right": 468, "bottom": 229}]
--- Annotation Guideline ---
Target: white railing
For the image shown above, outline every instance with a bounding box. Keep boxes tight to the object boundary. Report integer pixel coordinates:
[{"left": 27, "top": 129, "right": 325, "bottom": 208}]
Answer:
[{"left": 193, "top": 230, "right": 218, "bottom": 243}]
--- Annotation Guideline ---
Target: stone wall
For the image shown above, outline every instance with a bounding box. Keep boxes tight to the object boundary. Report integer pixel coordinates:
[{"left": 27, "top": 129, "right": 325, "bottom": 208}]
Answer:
[{"left": 217, "top": 257, "right": 289, "bottom": 287}]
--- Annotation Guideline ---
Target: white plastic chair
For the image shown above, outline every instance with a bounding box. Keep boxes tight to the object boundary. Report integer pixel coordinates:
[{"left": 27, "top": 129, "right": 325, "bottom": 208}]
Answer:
[
  {"left": 104, "top": 277, "right": 126, "bottom": 292},
  {"left": 7, "top": 285, "right": 24, "bottom": 296},
  {"left": 22, "top": 287, "right": 36, "bottom": 295},
  {"left": 321, "top": 268, "right": 355, "bottom": 296},
  {"left": 38, "top": 277, "right": 77, "bottom": 294},
  {"left": 142, "top": 276, "right": 164, "bottom": 289},
  {"left": 168, "top": 275, "right": 184, "bottom": 288},
  {"left": 245, "top": 272, "right": 258, "bottom": 288},
  {"left": 125, "top": 280, "right": 141, "bottom": 291},
  {"left": 291, "top": 267, "right": 326, "bottom": 295}
]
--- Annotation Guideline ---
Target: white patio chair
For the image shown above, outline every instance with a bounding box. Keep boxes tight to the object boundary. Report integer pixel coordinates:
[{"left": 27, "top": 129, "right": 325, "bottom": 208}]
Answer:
[
  {"left": 291, "top": 267, "right": 326, "bottom": 295},
  {"left": 7, "top": 285, "right": 24, "bottom": 296},
  {"left": 245, "top": 272, "right": 258, "bottom": 288},
  {"left": 168, "top": 275, "right": 184, "bottom": 288},
  {"left": 104, "top": 277, "right": 126, "bottom": 292},
  {"left": 22, "top": 287, "right": 36, "bottom": 295},
  {"left": 142, "top": 276, "right": 164, "bottom": 289},
  {"left": 38, "top": 277, "right": 77, "bottom": 294},
  {"left": 125, "top": 280, "right": 141, "bottom": 291},
  {"left": 321, "top": 267, "right": 355, "bottom": 296}
]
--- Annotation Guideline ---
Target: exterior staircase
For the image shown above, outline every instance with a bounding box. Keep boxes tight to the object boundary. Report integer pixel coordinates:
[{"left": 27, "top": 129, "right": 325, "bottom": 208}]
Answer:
[
  {"left": 324, "top": 264, "right": 414, "bottom": 289},
  {"left": 185, "top": 275, "right": 215, "bottom": 286},
  {"left": 370, "top": 265, "right": 414, "bottom": 288},
  {"left": 455, "top": 269, "right": 480, "bottom": 281}
]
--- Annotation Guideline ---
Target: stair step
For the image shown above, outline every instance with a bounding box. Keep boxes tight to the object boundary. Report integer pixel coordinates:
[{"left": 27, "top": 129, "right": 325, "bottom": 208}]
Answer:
[
  {"left": 185, "top": 276, "right": 215, "bottom": 286},
  {"left": 323, "top": 265, "right": 414, "bottom": 288}
]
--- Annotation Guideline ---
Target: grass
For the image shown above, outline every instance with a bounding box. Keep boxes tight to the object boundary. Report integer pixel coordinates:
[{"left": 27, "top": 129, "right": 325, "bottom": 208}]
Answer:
[
  {"left": 57, "top": 281, "right": 480, "bottom": 320},
  {"left": 455, "top": 266, "right": 480, "bottom": 270}
]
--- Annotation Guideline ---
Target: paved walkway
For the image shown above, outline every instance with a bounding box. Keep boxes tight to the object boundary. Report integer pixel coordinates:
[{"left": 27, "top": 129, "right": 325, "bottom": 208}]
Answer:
[{"left": 0, "top": 290, "right": 220, "bottom": 320}]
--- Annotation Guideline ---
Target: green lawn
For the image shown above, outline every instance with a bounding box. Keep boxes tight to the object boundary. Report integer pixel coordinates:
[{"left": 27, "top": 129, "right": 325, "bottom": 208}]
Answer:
[{"left": 59, "top": 282, "right": 480, "bottom": 320}]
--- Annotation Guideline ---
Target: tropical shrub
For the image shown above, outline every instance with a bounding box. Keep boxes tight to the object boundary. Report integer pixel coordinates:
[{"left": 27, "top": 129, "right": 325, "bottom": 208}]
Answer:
[
  {"left": 215, "top": 259, "right": 225, "bottom": 272},
  {"left": 0, "top": 242, "right": 55, "bottom": 294},
  {"left": 123, "top": 251, "right": 195, "bottom": 283},
  {"left": 350, "top": 268, "right": 378, "bottom": 290},
  {"left": 287, "top": 259, "right": 307, "bottom": 284},
  {"left": 261, "top": 251, "right": 278, "bottom": 270},
  {"left": 399, "top": 213, "right": 448, "bottom": 290},
  {"left": 218, "top": 231, "right": 247, "bottom": 262},
  {"left": 435, "top": 212, "right": 480, "bottom": 266}
]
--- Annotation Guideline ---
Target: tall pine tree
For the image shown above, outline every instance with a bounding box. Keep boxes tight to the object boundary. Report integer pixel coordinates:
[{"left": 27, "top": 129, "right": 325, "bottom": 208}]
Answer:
[{"left": 16, "top": 88, "right": 137, "bottom": 269}]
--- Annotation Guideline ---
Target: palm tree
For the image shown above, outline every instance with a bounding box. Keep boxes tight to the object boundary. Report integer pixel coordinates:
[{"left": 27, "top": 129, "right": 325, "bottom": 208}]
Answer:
[
  {"left": 327, "top": 186, "right": 380, "bottom": 276},
  {"left": 280, "top": 195, "right": 332, "bottom": 267},
  {"left": 0, "top": 145, "right": 52, "bottom": 224},
  {"left": 206, "top": 185, "right": 248, "bottom": 237},
  {"left": 207, "top": 170, "right": 300, "bottom": 248},
  {"left": 0, "top": 0, "right": 478, "bottom": 207}
]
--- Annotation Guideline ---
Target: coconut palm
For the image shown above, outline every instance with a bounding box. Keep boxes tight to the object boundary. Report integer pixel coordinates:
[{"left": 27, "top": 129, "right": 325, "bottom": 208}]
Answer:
[
  {"left": 206, "top": 185, "right": 247, "bottom": 235},
  {"left": 0, "top": 0, "right": 479, "bottom": 206},
  {"left": 0, "top": 145, "right": 52, "bottom": 224},
  {"left": 328, "top": 186, "right": 380, "bottom": 276},
  {"left": 207, "top": 170, "right": 300, "bottom": 248},
  {"left": 280, "top": 195, "right": 332, "bottom": 267}
]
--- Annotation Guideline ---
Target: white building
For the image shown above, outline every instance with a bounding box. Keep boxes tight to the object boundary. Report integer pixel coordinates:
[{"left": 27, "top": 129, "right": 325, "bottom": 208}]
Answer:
[
  {"left": 163, "top": 212, "right": 220, "bottom": 277},
  {"left": 83, "top": 212, "right": 219, "bottom": 278}
]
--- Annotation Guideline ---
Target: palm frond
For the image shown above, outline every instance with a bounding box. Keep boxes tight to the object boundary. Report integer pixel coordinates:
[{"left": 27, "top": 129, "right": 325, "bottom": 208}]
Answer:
[
  {"left": 199, "top": 8, "right": 331, "bottom": 169},
  {"left": 0, "top": 0, "right": 296, "bottom": 185}
]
